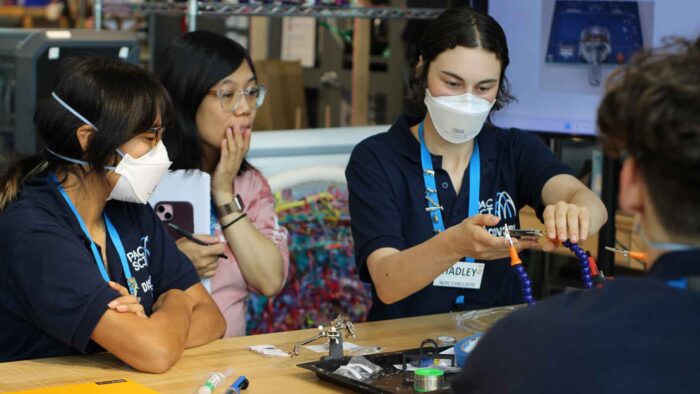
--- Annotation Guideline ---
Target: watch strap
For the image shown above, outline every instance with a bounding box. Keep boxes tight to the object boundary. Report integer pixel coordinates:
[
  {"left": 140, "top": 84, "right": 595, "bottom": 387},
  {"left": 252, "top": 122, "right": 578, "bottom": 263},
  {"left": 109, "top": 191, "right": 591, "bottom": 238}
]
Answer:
[{"left": 216, "top": 194, "right": 244, "bottom": 217}]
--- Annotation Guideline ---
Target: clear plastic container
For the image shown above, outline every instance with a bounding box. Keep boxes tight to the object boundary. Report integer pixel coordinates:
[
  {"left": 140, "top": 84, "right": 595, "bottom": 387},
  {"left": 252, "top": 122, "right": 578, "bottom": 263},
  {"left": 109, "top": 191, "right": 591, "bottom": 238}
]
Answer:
[{"left": 452, "top": 305, "right": 520, "bottom": 332}]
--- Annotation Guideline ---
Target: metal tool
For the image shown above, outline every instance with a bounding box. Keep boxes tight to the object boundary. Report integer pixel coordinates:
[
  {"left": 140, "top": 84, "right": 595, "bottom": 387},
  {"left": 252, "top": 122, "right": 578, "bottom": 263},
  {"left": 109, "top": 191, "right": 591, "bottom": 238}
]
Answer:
[
  {"left": 605, "top": 246, "right": 647, "bottom": 262},
  {"left": 291, "top": 314, "right": 356, "bottom": 360},
  {"left": 504, "top": 226, "right": 513, "bottom": 245},
  {"left": 508, "top": 228, "right": 544, "bottom": 238}
]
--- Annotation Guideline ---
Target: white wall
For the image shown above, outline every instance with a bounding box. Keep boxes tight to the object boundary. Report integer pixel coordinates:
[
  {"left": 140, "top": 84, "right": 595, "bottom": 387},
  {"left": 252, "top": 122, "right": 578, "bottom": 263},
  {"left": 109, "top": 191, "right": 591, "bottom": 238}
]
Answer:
[{"left": 247, "top": 125, "right": 387, "bottom": 177}]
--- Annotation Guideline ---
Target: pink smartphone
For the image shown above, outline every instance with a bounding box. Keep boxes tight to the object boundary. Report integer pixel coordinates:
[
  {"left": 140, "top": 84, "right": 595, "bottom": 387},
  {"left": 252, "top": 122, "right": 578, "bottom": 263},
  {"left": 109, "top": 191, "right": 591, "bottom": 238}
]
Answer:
[{"left": 154, "top": 201, "right": 194, "bottom": 240}]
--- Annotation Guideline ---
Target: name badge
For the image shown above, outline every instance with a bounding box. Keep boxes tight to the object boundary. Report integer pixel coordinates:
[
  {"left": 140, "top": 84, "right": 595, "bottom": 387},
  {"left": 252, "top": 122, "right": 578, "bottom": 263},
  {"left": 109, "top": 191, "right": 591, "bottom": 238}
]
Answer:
[{"left": 433, "top": 261, "right": 485, "bottom": 289}]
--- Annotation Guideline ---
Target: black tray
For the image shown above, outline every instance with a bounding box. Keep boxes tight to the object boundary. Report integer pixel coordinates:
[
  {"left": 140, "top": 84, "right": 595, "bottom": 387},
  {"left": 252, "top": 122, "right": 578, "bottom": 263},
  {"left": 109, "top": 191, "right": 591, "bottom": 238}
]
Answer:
[{"left": 297, "top": 346, "right": 457, "bottom": 393}]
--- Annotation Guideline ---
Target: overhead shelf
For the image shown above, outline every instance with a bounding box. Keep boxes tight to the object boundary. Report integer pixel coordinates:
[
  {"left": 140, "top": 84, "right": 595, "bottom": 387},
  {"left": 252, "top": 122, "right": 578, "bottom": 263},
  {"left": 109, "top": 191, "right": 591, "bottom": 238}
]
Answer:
[
  {"left": 100, "top": 2, "right": 443, "bottom": 20},
  {"left": 95, "top": 0, "right": 439, "bottom": 127}
]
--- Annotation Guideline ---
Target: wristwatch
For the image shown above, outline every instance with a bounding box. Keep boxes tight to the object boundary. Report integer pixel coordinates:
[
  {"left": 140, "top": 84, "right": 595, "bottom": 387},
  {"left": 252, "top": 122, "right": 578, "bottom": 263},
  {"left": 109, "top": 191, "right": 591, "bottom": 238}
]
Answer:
[{"left": 216, "top": 194, "right": 245, "bottom": 217}]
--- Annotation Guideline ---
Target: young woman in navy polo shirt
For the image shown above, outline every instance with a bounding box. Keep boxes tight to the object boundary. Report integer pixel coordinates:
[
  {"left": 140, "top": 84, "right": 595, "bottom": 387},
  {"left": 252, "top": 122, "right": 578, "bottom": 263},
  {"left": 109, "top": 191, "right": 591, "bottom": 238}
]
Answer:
[
  {"left": 346, "top": 7, "right": 608, "bottom": 321},
  {"left": 0, "top": 57, "right": 225, "bottom": 372}
]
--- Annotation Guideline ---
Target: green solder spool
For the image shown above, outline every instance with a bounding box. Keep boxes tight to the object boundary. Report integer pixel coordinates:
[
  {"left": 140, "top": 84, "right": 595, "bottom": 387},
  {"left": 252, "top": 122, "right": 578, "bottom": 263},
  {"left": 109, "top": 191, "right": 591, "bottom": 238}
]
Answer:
[{"left": 414, "top": 368, "right": 444, "bottom": 392}]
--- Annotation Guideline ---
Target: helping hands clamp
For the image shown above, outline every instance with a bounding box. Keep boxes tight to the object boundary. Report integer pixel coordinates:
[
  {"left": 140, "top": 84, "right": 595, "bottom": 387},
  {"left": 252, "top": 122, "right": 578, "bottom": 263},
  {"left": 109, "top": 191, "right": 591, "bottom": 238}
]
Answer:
[{"left": 291, "top": 314, "right": 356, "bottom": 359}]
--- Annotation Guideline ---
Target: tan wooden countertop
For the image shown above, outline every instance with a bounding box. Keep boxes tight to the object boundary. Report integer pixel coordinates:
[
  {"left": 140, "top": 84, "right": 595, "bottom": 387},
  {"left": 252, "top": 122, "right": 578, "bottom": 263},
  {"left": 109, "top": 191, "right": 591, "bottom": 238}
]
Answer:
[{"left": 0, "top": 312, "right": 497, "bottom": 393}]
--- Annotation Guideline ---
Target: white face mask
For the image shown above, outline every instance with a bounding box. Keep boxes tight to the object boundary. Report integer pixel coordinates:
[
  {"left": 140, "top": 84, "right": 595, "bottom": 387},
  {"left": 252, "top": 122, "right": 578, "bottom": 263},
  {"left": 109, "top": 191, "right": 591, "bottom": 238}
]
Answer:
[
  {"left": 424, "top": 89, "right": 495, "bottom": 144},
  {"left": 49, "top": 92, "right": 172, "bottom": 204},
  {"left": 107, "top": 141, "right": 172, "bottom": 204}
]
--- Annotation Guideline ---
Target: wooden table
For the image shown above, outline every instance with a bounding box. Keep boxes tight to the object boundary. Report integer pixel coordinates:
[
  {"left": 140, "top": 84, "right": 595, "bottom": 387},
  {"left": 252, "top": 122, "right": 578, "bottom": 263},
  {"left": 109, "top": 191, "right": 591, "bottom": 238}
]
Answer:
[{"left": 0, "top": 312, "right": 501, "bottom": 393}]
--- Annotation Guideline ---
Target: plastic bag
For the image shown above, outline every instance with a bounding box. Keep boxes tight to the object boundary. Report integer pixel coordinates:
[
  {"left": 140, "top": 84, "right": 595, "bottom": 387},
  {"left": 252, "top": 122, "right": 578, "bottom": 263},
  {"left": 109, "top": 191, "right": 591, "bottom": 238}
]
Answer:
[{"left": 333, "top": 356, "right": 382, "bottom": 381}]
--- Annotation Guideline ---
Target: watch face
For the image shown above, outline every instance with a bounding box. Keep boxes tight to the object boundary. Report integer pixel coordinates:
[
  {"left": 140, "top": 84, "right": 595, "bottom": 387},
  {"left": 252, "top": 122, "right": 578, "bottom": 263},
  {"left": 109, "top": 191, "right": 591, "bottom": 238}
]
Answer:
[
  {"left": 235, "top": 194, "right": 245, "bottom": 211},
  {"left": 217, "top": 195, "right": 245, "bottom": 217}
]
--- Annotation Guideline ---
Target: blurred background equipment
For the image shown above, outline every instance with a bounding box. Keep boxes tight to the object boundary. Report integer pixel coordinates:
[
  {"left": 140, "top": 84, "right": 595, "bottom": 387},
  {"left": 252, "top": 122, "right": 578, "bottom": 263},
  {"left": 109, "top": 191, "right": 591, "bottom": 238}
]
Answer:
[
  {"left": 0, "top": 28, "right": 138, "bottom": 157},
  {"left": 245, "top": 126, "right": 382, "bottom": 334}
]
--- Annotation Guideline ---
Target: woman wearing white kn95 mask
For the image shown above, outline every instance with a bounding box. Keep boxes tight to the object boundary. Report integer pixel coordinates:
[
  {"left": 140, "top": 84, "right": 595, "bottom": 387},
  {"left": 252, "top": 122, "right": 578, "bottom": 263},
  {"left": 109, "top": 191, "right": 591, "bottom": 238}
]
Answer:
[
  {"left": 346, "top": 7, "right": 608, "bottom": 322},
  {"left": 0, "top": 56, "right": 225, "bottom": 373}
]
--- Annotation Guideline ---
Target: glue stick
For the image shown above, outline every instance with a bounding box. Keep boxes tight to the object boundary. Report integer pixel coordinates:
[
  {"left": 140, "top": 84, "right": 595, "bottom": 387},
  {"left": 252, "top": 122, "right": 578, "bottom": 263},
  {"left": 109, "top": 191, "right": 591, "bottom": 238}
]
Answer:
[{"left": 196, "top": 368, "right": 233, "bottom": 394}]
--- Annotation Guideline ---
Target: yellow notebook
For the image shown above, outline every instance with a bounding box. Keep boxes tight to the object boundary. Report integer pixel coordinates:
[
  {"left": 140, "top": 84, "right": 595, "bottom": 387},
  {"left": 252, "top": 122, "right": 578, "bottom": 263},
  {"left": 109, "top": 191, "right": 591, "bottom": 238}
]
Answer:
[{"left": 7, "top": 379, "right": 158, "bottom": 393}]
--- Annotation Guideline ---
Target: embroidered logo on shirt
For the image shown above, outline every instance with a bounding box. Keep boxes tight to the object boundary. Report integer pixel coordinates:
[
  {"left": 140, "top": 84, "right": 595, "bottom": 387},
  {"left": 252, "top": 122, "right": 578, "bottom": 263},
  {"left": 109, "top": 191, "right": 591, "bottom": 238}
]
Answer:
[
  {"left": 495, "top": 191, "right": 517, "bottom": 220},
  {"left": 127, "top": 236, "right": 150, "bottom": 271},
  {"left": 140, "top": 276, "right": 154, "bottom": 293},
  {"left": 478, "top": 191, "right": 516, "bottom": 219},
  {"left": 479, "top": 191, "right": 517, "bottom": 237}
]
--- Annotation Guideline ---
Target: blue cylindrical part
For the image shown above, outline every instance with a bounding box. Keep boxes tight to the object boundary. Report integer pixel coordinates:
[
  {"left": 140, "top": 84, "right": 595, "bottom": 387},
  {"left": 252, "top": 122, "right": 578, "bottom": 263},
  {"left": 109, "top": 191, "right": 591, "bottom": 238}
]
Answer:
[{"left": 564, "top": 240, "right": 594, "bottom": 289}]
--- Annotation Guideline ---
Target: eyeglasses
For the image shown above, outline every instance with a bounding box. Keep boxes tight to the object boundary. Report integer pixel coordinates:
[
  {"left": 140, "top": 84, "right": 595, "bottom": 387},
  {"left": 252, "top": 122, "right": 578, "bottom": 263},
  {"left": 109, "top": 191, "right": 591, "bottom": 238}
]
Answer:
[
  {"left": 146, "top": 126, "right": 165, "bottom": 139},
  {"left": 208, "top": 85, "right": 267, "bottom": 112},
  {"left": 145, "top": 126, "right": 165, "bottom": 148},
  {"left": 147, "top": 126, "right": 165, "bottom": 135}
]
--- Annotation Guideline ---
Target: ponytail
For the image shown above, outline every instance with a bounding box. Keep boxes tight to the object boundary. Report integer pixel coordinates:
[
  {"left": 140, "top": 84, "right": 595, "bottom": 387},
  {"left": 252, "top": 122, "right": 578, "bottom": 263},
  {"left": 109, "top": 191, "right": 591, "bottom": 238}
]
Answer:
[{"left": 0, "top": 155, "right": 49, "bottom": 213}]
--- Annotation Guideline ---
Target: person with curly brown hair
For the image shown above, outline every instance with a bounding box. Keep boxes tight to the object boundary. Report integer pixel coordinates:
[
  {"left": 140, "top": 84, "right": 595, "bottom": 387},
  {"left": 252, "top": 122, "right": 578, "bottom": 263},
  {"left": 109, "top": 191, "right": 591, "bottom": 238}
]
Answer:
[{"left": 451, "top": 37, "right": 700, "bottom": 394}]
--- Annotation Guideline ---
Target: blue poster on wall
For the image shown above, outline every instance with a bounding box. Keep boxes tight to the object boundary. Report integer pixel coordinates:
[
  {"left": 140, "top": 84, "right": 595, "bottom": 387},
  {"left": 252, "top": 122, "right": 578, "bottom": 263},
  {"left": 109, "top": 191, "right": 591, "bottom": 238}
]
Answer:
[{"left": 546, "top": 1, "right": 644, "bottom": 65}]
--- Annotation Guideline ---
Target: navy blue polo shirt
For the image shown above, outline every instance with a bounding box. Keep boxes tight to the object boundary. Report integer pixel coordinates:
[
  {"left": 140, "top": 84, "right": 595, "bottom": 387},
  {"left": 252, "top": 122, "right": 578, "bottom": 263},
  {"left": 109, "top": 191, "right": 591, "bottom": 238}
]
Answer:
[
  {"left": 453, "top": 249, "right": 700, "bottom": 393},
  {"left": 346, "top": 115, "right": 573, "bottom": 321},
  {"left": 0, "top": 174, "right": 200, "bottom": 362}
]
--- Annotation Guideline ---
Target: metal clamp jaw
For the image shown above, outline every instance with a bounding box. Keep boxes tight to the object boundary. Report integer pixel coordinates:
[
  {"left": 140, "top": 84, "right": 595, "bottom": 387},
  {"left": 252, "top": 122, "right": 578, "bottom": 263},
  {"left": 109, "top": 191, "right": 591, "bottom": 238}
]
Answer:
[{"left": 290, "top": 314, "right": 356, "bottom": 359}]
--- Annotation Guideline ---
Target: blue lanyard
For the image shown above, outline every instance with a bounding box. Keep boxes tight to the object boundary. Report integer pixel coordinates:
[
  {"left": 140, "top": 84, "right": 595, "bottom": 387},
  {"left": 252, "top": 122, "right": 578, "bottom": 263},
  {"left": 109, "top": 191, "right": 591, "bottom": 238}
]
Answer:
[
  {"left": 51, "top": 174, "right": 138, "bottom": 297},
  {"left": 666, "top": 278, "right": 688, "bottom": 290},
  {"left": 418, "top": 122, "right": 480, "bottom": 263}
]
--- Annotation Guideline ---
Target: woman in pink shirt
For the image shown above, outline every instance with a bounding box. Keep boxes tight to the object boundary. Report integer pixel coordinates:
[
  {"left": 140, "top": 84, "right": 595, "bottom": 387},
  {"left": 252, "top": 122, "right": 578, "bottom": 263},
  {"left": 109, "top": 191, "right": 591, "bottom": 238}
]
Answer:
[{"left": 158, "top": 31, "right": 289, "bottom": 337}]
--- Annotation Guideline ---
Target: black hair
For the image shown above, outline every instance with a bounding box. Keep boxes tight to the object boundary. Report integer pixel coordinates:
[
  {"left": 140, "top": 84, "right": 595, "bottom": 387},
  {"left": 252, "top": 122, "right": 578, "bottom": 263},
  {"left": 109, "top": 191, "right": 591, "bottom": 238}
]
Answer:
[
  {"left": 0, "top": 56, "right": 173, "bottom": 212},
  {"left": 412, "top": 7, "right": 515, "bottom": 114},
  {"left": 157, "top": 30, "right": 256, "bottom": 173}
]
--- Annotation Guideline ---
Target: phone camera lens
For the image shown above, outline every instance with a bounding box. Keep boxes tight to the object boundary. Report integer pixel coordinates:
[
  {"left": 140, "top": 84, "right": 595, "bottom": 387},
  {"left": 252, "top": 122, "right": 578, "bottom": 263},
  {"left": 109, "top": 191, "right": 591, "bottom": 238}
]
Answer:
[
  {"left": 157, "top": 205, "right": 165, "bottom": 212},
  {"left": 165, "top": 212, "right": 172, "bottom": 220}
]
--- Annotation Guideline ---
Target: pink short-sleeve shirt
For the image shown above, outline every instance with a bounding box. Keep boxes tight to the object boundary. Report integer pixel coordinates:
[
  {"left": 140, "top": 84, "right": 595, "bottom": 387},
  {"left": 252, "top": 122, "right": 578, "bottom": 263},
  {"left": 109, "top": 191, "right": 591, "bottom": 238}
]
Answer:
[{"left": 210, "top": 169, "right": 289, "bottom": 337}]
